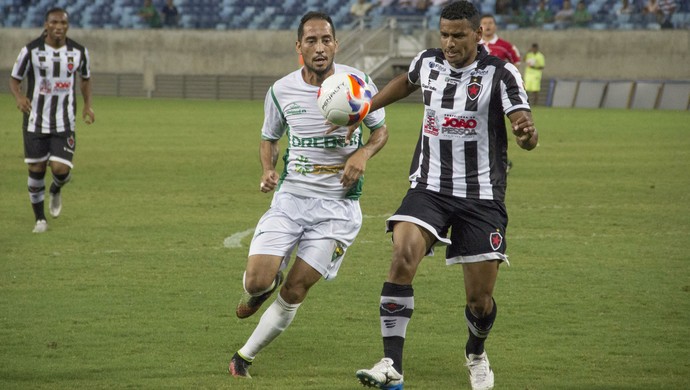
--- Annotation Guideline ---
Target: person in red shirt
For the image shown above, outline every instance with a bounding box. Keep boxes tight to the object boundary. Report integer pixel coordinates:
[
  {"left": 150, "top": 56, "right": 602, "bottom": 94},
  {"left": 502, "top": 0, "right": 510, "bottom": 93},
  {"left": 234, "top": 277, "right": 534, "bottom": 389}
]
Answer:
[
  {"left": 480, "top": 13, "right": 520, "bottom": 172},
  {"left": 479, "top": 14, "right": 520, "bottom": 66}
]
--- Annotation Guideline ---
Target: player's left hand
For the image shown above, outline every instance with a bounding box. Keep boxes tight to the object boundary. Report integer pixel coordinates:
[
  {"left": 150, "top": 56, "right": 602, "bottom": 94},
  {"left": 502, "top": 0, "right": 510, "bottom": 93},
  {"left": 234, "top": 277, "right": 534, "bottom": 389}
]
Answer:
[
  {"left": 83, "top": 107, "right": 95, "bottom": 124},
  {"left": 511, "top": 112, "right": 538, "bottom": 150},
  {"left": 341, "top": 149, "right": 367, "bottom": 188}
]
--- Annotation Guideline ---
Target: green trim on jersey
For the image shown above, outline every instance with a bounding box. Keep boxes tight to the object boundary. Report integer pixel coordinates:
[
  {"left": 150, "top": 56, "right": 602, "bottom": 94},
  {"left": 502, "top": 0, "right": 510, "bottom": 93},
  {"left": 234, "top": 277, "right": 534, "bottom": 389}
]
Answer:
[{"left": 270, "top": 86, "right": 287, "bottom": 124}]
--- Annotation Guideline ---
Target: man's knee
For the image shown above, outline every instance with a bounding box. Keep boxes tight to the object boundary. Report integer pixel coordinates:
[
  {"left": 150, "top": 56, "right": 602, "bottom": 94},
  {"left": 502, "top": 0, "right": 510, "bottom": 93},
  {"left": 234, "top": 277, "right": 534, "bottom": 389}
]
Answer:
[
  {"left": 467, "top": 295, "right": 494, "bottom": 318},
  {"left": 243, "top": 271, "right": 276, "bottom": 295},
  {"left": 50, "top": 162, "right": 71, "bottom": 175}
]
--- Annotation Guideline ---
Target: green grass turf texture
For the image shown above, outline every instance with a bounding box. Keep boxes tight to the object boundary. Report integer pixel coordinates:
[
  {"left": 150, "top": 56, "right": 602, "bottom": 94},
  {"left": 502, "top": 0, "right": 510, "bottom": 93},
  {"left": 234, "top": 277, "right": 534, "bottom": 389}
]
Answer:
[{"left": 1, "top": 94, "right": 689, "bottom": 389}]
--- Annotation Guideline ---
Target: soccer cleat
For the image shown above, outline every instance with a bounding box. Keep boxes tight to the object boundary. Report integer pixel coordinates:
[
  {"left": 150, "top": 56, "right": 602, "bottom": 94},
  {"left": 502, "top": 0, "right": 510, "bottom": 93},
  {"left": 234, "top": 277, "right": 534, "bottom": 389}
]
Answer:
[
  {"left": 49, "top": 191, "right": 62, "bottom": 218},
  {"left": 32, "top": 219, "right": 48, "bottom": 233},
  {"left": 466, "top": 352, "right": 494, "bottom": 390},
  {"left": 235, "top": 271, "right": 284, "bottom": 319},
  {"left": 228, "top": 352, "right": 252, "bottom": 378},
  {"left": 355, "top": 357, "right": 404, "bottom": 389}
]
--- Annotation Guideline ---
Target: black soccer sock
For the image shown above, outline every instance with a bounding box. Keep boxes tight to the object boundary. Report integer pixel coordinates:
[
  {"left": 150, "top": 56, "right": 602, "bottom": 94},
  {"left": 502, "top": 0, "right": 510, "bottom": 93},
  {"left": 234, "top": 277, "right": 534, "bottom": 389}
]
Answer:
[
  {"left": 465, "top": 298, "right": 497, "bottom": 356},
  {"left": 380, "top": 282, "right": 414, "bottom": 375},
  {"left": 50, "top": 172, "right": 71, "bottom": 194},
  {"left": 28, "top": 170, "right": 47, "bottom": 221}
]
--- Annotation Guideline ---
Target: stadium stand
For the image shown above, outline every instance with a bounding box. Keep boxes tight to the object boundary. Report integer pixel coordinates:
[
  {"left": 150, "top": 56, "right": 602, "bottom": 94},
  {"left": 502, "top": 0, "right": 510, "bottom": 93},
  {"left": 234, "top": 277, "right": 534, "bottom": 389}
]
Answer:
[
  {"left": 1, "top": 0, "right": 688, "bottom": 30},
  {"left": 2, "top": 1, "right": 688, "bottom": 109}
]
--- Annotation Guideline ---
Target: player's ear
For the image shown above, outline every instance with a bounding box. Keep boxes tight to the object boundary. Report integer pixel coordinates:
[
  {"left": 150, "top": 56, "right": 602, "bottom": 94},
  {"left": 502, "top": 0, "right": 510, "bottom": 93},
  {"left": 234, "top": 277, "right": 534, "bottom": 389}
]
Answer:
[{"left": 295, "top": 41, "right": 301, "bottom": 55}]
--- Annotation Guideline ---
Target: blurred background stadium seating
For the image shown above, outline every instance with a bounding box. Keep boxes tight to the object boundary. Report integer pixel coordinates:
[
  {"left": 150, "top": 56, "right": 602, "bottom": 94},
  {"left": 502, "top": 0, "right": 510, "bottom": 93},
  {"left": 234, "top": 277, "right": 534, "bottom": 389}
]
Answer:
[
  {"left": 1, "top": 0, "right": 688, "bottom": 30},
  {"left": 1, "top": 0, "right": 688, "bottom": 109}
]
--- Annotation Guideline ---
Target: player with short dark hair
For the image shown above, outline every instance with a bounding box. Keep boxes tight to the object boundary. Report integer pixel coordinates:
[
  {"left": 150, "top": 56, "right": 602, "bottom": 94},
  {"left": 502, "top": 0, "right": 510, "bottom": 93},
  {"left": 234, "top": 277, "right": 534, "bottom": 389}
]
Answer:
[
  {"left": 353, "top": 1, "right": 538, "bottom": 389},
  {"left": 228, "top": 11, "right": 389, "bottom": 379},
  {"left": 9, "top": 7, "right": 95, "bottom": 233}
]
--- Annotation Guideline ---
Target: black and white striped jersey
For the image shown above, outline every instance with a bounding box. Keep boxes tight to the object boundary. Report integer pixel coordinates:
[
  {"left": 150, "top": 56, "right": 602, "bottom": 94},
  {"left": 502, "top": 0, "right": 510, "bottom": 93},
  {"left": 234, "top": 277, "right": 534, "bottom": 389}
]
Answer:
[
  {"left": 406, "top": 45, "right": 530, "bottom": 202},
  {"left": 11, "top": 36, "right": 91, "bottom": 134}
]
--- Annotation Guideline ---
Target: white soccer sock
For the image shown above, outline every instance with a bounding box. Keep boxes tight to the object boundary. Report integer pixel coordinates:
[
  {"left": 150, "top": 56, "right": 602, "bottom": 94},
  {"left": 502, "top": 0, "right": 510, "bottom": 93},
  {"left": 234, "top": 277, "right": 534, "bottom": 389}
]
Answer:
[{"left": 238, "top": 294, "right": 300, "bottom": 360}]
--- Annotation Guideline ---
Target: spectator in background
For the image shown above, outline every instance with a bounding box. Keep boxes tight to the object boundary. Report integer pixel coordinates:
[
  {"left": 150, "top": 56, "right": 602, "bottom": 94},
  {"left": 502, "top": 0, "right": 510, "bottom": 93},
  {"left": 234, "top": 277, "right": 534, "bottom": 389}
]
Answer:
[
  {"left": 617, "top": 0, "right": 634, "bottom": 15},
  {"left": 523, "top": 43, "right": 545, "bottom": 105},
  {"left": 350, "top": 0, "right": 377, "bottom": 18},
  {"left": 138, "top": 0, "right": 162, "bottom": 28},
  {"left": 509, "top": 7, "right": 531, "bottom": 27},
  {"left": 573, "top": 0, "right": 592, "bottom": 27},
  {"left": 496, "top": 0, "right": 512, "bottom": 15},
  {"left": 642, "top": 0, "right": 660, "bottom": 23},
  {"left": 554, "top": 0, "right": 575, "bottom": 28},
  {"left": 161, "top": 0, "right": 179, "bottom": 28},
  {"left": 479, "top": 14, "right": 520, "bottom": 172},
  {"left": 658, "top": 0, "right": 677, "bottom": 28},
  {"left": 532, "top": 0, "right": 554, "bottom": 26},
  {"left": 395, "top": 0, "right": 429, "bottom": 15}
]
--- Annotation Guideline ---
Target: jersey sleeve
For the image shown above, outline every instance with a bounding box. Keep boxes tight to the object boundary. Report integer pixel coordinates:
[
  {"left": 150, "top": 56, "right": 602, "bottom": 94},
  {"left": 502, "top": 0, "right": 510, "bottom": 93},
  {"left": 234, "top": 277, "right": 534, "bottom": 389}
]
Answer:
[
  {"left": 10, "top": 46, "right": 30, "bottom": 81},
  {"left": 500, "top": 62, "right": 530, "bottom": 115},
  {"left": 260, "top": 86, "right": 287, "bottom": 141},
  {"left": 508, "top": 43, "right": 521, "bottom": 66}
]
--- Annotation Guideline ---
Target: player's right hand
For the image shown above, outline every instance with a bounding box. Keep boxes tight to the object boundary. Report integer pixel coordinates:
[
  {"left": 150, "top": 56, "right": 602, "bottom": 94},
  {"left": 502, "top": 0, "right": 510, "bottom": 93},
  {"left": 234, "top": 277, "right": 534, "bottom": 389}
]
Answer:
[
  {"left": 15, "top": 96, "right": 31, "bottom": 114},
  {"left": 325, "top": 122, "right": 360, "bottom": 145},
  {"left": 259, "top": 170, "right": 279, "bottom": 193}
]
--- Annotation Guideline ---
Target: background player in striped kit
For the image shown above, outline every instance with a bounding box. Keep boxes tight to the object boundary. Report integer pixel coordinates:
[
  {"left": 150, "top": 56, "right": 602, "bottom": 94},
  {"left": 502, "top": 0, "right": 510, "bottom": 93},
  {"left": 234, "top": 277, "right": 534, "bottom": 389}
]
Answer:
[
  {"left": 228, "top": 11, "right": 388, "bottom": 379},
  {"left": 354, "top": 1, "right": 538, "bottom": 389},
  {"left": 9, "top": 7, "right": 95, "bottom": 233}
]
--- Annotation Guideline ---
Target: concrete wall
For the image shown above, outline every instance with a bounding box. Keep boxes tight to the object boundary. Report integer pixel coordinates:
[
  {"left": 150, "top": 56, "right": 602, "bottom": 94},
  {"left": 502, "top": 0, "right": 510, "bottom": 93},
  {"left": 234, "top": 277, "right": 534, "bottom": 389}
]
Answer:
[{"left": 2, "top": 27, "right": 689, "bottom": 80}]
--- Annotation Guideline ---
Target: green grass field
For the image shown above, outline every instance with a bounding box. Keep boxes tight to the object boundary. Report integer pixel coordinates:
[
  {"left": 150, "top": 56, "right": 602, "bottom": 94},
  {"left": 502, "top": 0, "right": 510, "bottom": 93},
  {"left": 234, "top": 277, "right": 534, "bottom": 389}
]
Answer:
[{"left": 1, "top": 94, "right": 689, "bottom": 389}]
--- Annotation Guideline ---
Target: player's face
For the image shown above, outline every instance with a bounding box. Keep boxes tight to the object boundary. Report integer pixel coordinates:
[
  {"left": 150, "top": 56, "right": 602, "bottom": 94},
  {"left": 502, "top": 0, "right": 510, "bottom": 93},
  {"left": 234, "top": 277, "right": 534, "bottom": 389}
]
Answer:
[
  {"left": 44, "top": 11, "right": 69, "bottom": 46},
  {"left": 440, "top": 18, "right": 480, "bottom": 69},
  {"left": 480, "top": 17, "right": 495, "bottom": 38},
  {"left": 297, "top": 19, "right": 338, "bottom": 79}
]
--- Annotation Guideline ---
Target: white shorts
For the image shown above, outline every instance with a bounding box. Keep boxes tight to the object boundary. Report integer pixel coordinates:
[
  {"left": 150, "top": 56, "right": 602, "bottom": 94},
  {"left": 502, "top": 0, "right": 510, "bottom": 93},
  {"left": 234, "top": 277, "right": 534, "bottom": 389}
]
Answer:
[{"left": 248, "top": 191, "right": 362, "bottom": 280}]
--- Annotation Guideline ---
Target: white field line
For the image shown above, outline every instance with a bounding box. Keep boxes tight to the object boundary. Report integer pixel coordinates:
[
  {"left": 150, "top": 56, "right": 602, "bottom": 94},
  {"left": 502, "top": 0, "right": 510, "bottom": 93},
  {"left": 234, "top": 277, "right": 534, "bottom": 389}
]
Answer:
[{"left": 223, "top": 228, "right": 254, "bottom": 248}]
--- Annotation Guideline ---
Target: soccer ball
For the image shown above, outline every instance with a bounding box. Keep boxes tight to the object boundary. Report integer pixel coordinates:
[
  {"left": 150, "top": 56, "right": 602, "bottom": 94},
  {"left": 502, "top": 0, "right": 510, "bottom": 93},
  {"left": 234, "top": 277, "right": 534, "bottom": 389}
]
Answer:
[{"left": 317, "top": 72, "right": 372, "bottom": 127}]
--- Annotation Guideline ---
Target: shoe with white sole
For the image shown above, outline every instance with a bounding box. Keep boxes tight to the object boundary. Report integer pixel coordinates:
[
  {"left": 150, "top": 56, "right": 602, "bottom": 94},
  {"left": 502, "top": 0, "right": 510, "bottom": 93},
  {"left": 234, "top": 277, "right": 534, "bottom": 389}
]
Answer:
[
  {"left": 356, "top": 357, "right": 404, "bottom": 389},
  {"left": 49, "top": 191, "right": 62, "bottom": 218},
  {"left": 466, "top": 351, "right": 494, "bottom": 390},
  {"left": 33, "top": 219, "right": 48, "bottom": 233}
]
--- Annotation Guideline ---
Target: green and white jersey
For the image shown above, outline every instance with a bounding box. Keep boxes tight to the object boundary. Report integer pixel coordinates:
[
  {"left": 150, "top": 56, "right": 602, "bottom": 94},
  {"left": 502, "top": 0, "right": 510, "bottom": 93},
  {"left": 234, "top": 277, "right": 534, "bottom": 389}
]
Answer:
[{"left": 262, "top": 64, "right": 385, "bottom": 200}]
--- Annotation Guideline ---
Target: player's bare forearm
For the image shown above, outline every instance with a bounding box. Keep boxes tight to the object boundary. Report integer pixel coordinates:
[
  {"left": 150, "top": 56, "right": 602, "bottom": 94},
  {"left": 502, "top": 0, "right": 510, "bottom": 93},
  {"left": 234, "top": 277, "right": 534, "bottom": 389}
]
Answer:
[
  {"left": 258, "top": 139, "right": 279, "bottom": 192},
  {"left": 371, "top": 73, "right": 418, "bottom": 112},
  {"left": 9, "top": 78, "right": 30, "bottom": 113},
  {"left": 508, "top": 110, "right": 538, "bottom": 151},
  {"left": 360, "top": 125, "right": 389, "bottom": 160},
  {"left": 81, "top": 78, "right": 95, "bottom": 124},
  {"left": 340, "top": 125, "right": 388, "bottom": 188}
]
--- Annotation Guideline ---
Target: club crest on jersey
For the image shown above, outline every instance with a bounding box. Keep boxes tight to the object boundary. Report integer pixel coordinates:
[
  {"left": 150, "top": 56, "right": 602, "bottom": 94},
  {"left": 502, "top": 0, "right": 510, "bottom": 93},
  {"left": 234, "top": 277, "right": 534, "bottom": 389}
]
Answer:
[
  {"left": 423, "top": 109, "right": 439, "bottom": 136},
  {"left": 490, "top": 231, "right": 503, "bottom": 251},
  {"left": 467, "top": 78, "right": 482, "bottom": 101},
  {"left": 67, "top": 135, "right": 75, "bottom": 149}
]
